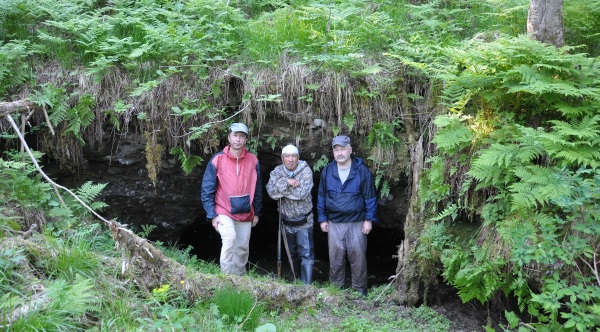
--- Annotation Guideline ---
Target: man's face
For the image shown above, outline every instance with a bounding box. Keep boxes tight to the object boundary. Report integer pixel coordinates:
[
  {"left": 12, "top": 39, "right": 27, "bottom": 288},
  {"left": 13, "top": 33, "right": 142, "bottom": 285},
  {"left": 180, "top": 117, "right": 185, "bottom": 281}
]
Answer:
[
  {"left": 282, "top": 153, "right": 299, "bottom": 171},
  {"left": 333, "top": 145, "right": 352, "bottom": 163},
  {"left": 228, "top": 131, "right": 247, "bottom": 150}
]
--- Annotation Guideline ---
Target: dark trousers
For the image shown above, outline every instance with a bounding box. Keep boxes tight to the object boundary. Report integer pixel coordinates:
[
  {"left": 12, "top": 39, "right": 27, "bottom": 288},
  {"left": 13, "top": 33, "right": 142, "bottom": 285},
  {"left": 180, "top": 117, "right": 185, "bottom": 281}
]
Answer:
[
  {"left": 328, "top": 221, "right": 368, "bottom": 291},
  {"left": 285, "top": 226, "right": 314, "bottom": 284}
]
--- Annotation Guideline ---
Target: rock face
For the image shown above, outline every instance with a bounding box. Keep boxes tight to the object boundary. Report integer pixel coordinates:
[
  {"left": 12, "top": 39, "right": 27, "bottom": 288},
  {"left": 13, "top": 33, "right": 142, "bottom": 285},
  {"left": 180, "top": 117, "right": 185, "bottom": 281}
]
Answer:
[{"left": 43, "top": 116, "right": 409, "bottom": 246}]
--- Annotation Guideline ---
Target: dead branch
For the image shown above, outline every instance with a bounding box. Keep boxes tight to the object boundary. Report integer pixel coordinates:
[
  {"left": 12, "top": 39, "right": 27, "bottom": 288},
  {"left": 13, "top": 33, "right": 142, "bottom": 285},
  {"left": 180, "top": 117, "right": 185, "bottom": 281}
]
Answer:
[{"left": 0, "top": 100, "right": 39, "bottom": 117}]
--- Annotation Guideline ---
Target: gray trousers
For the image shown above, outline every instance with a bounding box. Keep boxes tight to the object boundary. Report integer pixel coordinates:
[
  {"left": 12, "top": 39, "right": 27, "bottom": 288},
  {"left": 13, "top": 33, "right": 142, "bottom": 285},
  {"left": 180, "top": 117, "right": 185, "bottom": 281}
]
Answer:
[{"left": 327, "top": 221, "right": 368, "bottom": 291}]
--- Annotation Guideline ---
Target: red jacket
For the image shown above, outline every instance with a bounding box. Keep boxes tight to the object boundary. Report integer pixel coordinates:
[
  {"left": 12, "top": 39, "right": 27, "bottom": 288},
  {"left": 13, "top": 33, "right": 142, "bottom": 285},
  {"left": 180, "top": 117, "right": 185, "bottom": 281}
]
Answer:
[{"left": 201, "top": 146, "right": 262, "bottom": 221}]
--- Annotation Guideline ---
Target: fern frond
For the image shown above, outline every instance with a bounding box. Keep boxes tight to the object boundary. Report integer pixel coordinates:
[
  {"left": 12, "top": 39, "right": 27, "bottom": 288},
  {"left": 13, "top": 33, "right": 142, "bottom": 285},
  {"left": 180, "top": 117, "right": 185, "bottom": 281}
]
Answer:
[
  {"left": 46, "top": 275, "right": 99, "bottom": 315},
  {"left": 552, "top": 147, "right": 600, "bottom": 168},
  {"left": 516, "top": 144, "right": 546, "bottom": 164},
  {"left": 512, "top": 165, "right": 555, "bottom": 185},
  {"left": 554, "top": 102, "right": 595, "bottom": 117},
  {"left": 431, "top": 204, "right": 458, "bottom": 222},
  {"left": 508, "top": 167, "right": 564, "bottom": 211},
  {"left": 548, "top": 116, "right": 600, "bottom": 140},
  {"left": 89, "top": 201, "right": 108, "bottom": 211},
  {"left": 469, "top": 143, "right": 521, "bottom": 187},
  {"left": 432, "top": 114, "right": 474, "bottom": 153},
  {"left": 508, "top": 182, "right": 538, "bottom": 211},
  {"left": 538, "top": 116, "right": 600, "bottom": 167},
  {"left": 470, "top": 163, "right": 505, "bottom": 189},
  {"left": 74, "top": 181, "right": 107, "bottom": 205}
]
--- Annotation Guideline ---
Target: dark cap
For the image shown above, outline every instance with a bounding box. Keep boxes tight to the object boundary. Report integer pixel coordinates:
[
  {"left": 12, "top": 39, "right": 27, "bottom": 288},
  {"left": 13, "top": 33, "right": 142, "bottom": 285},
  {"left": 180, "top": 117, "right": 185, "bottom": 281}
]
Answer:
[
  {"left": 331, "top": 135, "right": 351, "bottom": 147},
  {"left": 229, "top": 123, "right": 248, "bottom": 135}
]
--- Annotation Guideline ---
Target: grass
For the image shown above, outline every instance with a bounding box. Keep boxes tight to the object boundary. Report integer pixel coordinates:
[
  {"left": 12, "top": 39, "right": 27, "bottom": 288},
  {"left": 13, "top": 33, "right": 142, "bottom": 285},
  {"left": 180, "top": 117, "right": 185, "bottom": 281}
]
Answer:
[{"left": 212, "top": 286, "right": 265, "bottom": 330}]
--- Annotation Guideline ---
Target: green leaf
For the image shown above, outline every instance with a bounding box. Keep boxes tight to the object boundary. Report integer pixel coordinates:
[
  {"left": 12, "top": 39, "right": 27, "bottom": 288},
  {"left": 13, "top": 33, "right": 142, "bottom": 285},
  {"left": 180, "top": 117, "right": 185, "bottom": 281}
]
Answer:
[{"left": 504, "top": 310, "right": 519, "bottom": 329}]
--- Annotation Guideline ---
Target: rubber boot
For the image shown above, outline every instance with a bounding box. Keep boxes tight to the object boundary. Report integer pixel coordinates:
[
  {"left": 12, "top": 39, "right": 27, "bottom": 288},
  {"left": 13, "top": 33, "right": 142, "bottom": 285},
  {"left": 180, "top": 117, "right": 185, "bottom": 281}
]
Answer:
[{"left": 301, "top": 261, "right": 313, "bottom": 284}]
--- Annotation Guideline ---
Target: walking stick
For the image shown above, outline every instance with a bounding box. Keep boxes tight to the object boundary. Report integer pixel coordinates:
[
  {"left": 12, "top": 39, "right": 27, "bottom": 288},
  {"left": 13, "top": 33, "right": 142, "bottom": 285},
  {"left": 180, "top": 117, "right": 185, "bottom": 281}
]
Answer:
[
  {"left": 277, "top": 200, "right": 282, "bottom": 279},
  {"left": 278, "top": 199, "right": 297, "bottom": 280}
]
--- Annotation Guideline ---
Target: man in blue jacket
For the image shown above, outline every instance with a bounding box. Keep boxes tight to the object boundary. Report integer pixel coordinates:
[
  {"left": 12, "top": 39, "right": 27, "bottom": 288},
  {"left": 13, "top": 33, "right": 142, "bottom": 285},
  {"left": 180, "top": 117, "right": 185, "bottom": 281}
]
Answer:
[{"left": 317, "top": 135, "right": 377, "bottom": 296}]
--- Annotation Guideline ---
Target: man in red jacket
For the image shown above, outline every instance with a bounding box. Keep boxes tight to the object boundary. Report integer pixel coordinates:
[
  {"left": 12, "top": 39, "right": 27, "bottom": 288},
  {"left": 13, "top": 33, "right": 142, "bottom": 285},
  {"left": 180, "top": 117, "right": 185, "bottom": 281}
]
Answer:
[{"left": 201, "top": 123, "right": 262, "bottom": 276}]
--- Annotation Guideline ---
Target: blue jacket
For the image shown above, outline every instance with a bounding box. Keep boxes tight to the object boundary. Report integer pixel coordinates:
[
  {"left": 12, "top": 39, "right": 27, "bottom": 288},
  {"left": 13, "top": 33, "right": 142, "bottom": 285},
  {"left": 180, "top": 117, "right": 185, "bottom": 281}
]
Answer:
[{"left": 317, "top": 156, "right": 377, "bottom": 223}]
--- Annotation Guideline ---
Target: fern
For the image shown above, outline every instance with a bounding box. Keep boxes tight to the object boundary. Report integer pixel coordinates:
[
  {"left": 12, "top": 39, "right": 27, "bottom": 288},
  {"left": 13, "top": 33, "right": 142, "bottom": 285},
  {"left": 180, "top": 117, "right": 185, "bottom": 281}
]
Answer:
[
  {"left": 46, "top": 275, "right": 99, "bottom": 315},
  {"left": 538, "top": 116, "right": 600, "bottom": 168},
  {"left": 432, "top": 114, "right": 474, "bottom": 154},
  {"left": 312, "top": 154, "right": 330, "bottom": 173},
  {"left": 468, "top": 144, "right": 519, "bottom": 188},
  {"left": 72, "top": 181, "right": 108, "bottom": 215},
  {"left": 442, "top": 246, "right": 508, "bottom": 304},
  {"left": 343, "top": 113, "right": 356, "bottom": 133},
  {"left": 549, "top": 116, "right": 600, "bottom": 140},
  {"left": 29, "top": 84, "right": 69, "bottom": 126},
  {"left": 512, "top": 165, "right": 555, "bottom": 185},
  {"left": 508, "top": 165, "right": 561, "bottom": 211},
  {"left": 170, "top": 146, "right": 204, "bottom": 175},
  {"left": 65, "top": 94, "right": 96, "bottom": 145},
  {"left": 420, "top": 156, "right": 451, "bottom": 208},
  {"left": 431, "top": 203, "right": 459, "bottom": 222},
  {"left": 0, "top": 40, "right": 33, "bottom": 95}
]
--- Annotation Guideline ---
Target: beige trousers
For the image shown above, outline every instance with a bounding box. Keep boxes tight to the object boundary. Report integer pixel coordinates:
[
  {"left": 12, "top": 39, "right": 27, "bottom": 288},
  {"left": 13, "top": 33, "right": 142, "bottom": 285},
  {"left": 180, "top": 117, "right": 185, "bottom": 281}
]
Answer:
[{"left": 216, "top": 214, "right": 252, "bottom": 276}]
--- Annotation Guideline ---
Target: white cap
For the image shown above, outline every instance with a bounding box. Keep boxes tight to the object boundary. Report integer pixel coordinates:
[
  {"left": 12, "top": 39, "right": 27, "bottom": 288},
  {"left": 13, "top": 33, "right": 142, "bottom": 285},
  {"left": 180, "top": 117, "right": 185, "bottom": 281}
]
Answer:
[{"left": 281, "top": 144, "right": 299, "bottom": 155}]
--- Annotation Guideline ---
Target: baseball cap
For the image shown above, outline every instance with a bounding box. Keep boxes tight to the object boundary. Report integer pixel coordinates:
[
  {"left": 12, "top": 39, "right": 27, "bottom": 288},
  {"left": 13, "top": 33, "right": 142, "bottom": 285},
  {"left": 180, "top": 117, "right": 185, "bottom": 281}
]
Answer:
[
  {"left": 229, "top": 123, "right": 249, "bottom": 135},
  {"left": 331, "top": 135, "right": 351, "bottom": 147}
]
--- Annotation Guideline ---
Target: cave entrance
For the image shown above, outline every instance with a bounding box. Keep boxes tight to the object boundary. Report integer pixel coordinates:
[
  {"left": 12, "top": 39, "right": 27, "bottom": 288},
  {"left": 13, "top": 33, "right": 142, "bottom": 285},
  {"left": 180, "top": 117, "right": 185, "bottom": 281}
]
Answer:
[{"left": 178, "top": 195, "right": 403, "bottom": 287}]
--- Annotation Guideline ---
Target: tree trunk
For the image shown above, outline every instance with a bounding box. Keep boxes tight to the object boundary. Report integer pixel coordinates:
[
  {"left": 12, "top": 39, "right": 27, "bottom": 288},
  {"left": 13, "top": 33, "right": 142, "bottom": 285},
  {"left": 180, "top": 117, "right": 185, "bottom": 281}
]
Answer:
[
  {"left": 527, "top": 0, "right": 564, "bottom": 48},
  {"left": 395, "top": 134, "right": 427, "bottom": 305}
]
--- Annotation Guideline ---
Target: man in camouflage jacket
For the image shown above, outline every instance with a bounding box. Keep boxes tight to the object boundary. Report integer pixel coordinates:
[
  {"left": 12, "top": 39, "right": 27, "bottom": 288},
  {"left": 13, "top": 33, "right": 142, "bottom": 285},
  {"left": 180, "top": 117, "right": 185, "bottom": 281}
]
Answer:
[{"left": 266, "top": 144, "right": 314, "bottom": 284}]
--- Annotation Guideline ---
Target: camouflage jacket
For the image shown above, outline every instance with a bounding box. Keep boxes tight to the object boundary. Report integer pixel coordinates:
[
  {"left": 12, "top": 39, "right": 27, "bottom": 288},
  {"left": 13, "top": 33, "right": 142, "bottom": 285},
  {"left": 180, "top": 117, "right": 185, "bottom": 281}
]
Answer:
[{"left": 266, "top": 160, "right": 314, "bottom": 231}]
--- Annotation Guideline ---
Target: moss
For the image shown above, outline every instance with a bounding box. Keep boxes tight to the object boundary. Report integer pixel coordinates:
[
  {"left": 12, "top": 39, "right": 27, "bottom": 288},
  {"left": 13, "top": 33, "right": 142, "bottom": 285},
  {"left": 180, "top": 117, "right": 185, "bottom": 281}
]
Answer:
[{"left": 144, "top": 131, "right": 164, "bottom": 187}]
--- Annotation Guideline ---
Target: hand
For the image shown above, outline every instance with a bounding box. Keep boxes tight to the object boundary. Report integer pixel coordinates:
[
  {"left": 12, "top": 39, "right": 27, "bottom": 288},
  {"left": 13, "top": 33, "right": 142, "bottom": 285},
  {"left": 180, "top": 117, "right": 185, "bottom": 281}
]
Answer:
[
  {"left": 287, "top": 178, "right": 300, "bottom": 188},
  {"left": 362, "top": 221, "right": 372, "bottom": 235},
  {"left": 212, "top": 216, "right": 220, "bottom": 231},
  {"left": 320, "top": 221, "right": 329, "bottom": 233},
  {"left": 252, "top": 216, "right": 259, "bottom": 227}
]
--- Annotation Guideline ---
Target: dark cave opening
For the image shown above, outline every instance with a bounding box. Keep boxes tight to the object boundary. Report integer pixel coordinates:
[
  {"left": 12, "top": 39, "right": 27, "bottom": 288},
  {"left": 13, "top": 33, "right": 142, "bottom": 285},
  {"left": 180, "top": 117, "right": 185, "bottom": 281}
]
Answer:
[
  {"left": 178, "top": 193, "right": 404, "bottom": 288},
  {"left": 36, "top": 139, "right": 406, "bottom": 289}
]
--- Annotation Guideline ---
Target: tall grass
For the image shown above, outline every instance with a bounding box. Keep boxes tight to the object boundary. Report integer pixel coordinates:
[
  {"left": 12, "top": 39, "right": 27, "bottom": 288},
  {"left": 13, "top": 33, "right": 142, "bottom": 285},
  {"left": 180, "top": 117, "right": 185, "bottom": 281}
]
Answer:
[{"left": 211, "top": 286, "right": 265, "bottom": 331}]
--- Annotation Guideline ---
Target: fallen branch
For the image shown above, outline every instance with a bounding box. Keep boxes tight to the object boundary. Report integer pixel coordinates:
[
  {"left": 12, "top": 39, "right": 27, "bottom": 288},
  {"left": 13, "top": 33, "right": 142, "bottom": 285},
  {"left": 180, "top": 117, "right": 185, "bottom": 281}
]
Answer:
[
  {"left": 5, "top": 113, "right": 107, "bottom": 223},
  {"left": 0, "top": 100, "right": 39, "bottom": 117}
]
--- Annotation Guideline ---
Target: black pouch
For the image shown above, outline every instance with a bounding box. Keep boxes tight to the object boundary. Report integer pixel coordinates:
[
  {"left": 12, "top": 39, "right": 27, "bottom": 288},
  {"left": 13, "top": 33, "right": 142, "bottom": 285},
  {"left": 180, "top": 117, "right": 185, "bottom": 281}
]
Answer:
[{"left": 281, "top": 212, "right": 310, "bottom": 226}]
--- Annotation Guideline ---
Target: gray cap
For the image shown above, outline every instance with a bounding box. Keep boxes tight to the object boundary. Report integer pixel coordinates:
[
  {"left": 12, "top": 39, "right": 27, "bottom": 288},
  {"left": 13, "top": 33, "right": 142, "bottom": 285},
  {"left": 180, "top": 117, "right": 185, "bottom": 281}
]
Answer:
[
  {"left": 331, "top": 135, "right": 351, "bottom": 147},
  {"left": 229, "top": 123, "right": 248, "bottom": 135}
]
